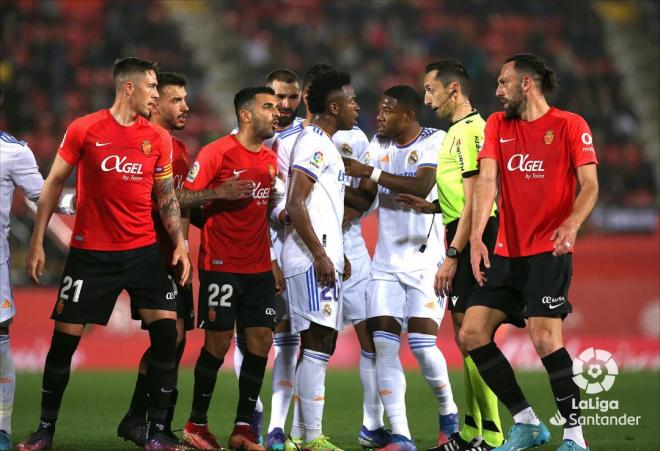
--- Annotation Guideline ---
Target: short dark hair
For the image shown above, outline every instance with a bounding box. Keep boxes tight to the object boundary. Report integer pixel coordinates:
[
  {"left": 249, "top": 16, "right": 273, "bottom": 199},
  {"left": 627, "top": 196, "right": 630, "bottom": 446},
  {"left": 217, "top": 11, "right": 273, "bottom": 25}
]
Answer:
[
  {"left": 266, "top": 69, "right": 299, "bottom": 85},
  {"left": 157, "top": 72, "right": 187, "bottom": 92},
  {"left": 425, "top": 59, "right": 471, "bottom": 95},
  {"left": 307, "top": 70, "right": 351, "bottom": 115},
  {"left": 383, "top": 85, "right": 421, "bottom": 116},
  {"left": 303, "top": 64, "right": 333, "bottom": 91},
  {"left": 505, "top": 54, "right": 558, "bottom": 94},
  {"left": 234, "top": 86, "right": 275, "bottom": 121},
  {"left": 113, "top": 57, "right": 159, "bottom": 81}
]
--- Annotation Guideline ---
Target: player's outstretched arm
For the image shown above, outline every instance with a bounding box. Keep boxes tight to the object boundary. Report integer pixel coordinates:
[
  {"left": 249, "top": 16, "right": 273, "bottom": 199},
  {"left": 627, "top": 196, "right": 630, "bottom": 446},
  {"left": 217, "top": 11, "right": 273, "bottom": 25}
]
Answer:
[
  {"left": 286, "top": 169, "right": 335, "bottom": 286},
  {"left": 551, "top": 163, "right": 598, "bottom": 256},
  {"left": 343, "top": 157, "right": 436, "bottom": 198},
  {"left": 155, "top": 176, "right": 190, "bottom": 285},
  {"left": 344, "top": 177, "right": 377, "bottom": 213},
  {"left": 470, "top": 158, "right": 498, "bottom": 286},
  {"left": 176, "top": 174, "right": 255, "bottom": 208},
  {"left": 26, "top": 155, "right": 73, "bottom": 283}
]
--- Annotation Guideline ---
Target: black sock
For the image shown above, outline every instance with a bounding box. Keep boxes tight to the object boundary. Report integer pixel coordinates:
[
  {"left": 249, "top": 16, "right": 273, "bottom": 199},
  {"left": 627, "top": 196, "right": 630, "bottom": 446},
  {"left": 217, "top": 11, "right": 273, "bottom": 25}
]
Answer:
[
  {"left": 541, "top": 348, "right": 581, "bottom": 427},
  {"left": 190, "top": 347, "right": 223, "bottom": 424},
  {"left": 468, "top": 342, "right": 530, "bottom": 416},
  {"left": 146, "top": 319, "right": 177, "bottom": 438},
  {"left": 127, "top": 347, "right": 150, "bottom": 419},
  {"left": 39, "top": 330, "right": 81, "bottom": 433},
  {"left": 164, "top": 338, "right": 186, "bottom": 429},
  {"left": 235, "top": 351, "right": 268, "bottom": 424}
]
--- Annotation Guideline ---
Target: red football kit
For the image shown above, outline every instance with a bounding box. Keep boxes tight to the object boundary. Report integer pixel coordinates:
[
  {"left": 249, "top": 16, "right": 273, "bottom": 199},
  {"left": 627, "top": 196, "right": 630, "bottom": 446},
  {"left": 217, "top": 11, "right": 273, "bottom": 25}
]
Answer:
[
  {"left": 183, "top": 134, "right": 277, "bottom": 273},
  {"left": 58, "top": 109, "right": 173, "bottom": 251},
  {"left": 153, "top": 135, "right": 190, "bottom": 263},
  {"left": 479, "top": 107, "right": 598, "bottom": 257}
]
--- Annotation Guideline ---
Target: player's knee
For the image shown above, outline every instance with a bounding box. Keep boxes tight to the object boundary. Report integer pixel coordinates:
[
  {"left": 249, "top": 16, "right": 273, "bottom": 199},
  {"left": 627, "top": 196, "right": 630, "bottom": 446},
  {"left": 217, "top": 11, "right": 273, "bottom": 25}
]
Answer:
[
  {"left": 529, "top": 326, "right": 562, "bottom": 357},
  {"left": 246, "top": 328, "right": 273, "bottom": 357},
  {"left": 204, "top": 330, "right": 232, "bottom": 359},
  {"left": 458, "top": 323, "right": 489, "bottom": 351}
]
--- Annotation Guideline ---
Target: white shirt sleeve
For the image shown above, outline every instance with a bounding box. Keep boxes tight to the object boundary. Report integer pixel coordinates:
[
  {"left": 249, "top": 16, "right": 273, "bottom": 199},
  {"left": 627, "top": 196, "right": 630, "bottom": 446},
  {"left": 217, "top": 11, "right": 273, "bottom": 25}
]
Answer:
[
  {"left": 290, "top": 134, "right": 326, "bottom": 181},
  {"left": 419, "top": 130, "right": 445, "bottom": 168}
]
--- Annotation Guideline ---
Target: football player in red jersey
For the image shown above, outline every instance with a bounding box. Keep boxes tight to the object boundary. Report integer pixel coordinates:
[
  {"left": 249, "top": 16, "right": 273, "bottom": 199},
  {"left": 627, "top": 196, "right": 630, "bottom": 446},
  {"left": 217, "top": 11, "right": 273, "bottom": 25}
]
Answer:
[
  {"left": 117, "top": 71, "right": 194, "bottom": 447},
  {"left": 462, "top": 54, "right": 599, "bottom": 451},
  {"left": 20, "top": 58, "right": 190, "bottom": 451},
  {"left": 181, "top": 87, "right": 282, "bottom": 451}
]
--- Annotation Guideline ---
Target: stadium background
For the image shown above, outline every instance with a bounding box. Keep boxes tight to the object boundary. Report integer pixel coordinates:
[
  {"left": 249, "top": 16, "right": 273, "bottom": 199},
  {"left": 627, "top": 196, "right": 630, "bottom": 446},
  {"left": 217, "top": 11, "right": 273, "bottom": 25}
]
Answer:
[{"left": 1, "top": 1, "right": 658, "bottom": 449}]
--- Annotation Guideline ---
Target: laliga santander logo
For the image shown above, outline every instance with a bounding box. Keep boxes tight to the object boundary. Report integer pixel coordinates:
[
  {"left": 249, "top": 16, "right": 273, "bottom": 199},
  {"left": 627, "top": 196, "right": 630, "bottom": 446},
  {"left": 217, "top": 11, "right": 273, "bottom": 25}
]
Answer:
[{"left": 572, "top": 347, "right": 618, "bottom": 394}]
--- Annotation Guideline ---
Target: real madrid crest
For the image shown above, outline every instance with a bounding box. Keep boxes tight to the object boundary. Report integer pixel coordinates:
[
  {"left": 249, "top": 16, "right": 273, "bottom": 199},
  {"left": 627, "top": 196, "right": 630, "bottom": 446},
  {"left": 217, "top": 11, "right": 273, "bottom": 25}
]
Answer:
[
  {"left": 322, "top": 303, "right": 332, "bottom": 317},
  {"left": 544, "top": 130, "right": 554, "bottom": 145},
  {"left": 142, "top": 140, "right": 152, "bottom": 155},
  {"left": 408, "top": 150, "right": 419, "bottom": 164},
  {"left": 341, "top": 143, "right": 353, "bottom": 155}
]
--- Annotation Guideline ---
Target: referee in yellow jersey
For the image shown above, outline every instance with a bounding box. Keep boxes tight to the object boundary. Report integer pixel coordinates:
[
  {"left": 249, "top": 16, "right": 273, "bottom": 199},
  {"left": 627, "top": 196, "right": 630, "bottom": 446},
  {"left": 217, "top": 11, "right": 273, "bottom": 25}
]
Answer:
[{"left": 397, "top": 60, "right": 503, "bottom": 451}]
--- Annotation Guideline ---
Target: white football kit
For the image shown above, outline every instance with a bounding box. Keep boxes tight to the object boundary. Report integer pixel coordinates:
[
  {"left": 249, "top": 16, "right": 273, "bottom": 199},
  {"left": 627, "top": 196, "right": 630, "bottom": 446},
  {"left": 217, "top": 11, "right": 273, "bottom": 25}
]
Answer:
[
  {"left": 333, "top": 126, "right": 372, "bottom": 326},
  {"left": 366, "top": 127, "right": 447, "bottom": 324},
  {"left": 281, "top": 125, "right": 348, "bottom": 333}
]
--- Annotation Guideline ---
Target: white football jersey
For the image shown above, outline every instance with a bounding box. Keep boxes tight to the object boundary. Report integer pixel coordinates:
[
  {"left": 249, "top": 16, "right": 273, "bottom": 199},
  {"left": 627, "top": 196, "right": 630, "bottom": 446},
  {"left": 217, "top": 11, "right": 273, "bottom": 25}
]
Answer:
[
  {"left": 368, "top": 127, "right": 447, "bottom": 273},
  {"left": 281, "top": 125, "right": 347, "bottom": 277},
  {"left": 269, "top": 121, "right": 305, "bottom": 260},
  {"left": 231, "top": 116, "right": 304, "bottom": 148},
  {"left": 333, "top": 126, "right": 370, "bottom": 260}
]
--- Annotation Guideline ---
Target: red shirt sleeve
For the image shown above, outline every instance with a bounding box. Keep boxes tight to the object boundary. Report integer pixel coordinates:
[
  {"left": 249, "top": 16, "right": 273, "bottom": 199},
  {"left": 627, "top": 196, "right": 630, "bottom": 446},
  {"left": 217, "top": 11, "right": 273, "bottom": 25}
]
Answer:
[
  {"left": 57, "top": 118, "right": 87, "bottom": 166},
  {"left": 567, "top": 114, "right": 598, "bottom": 167},
  {"left": 183, "top": 144, "right": 223, "bottom": 191},
  {"left": 478, "top": 113, "right": 501, "bottom": 162},
  {"left": 154, "top": 127, "right": 173, "bottom": 181}
]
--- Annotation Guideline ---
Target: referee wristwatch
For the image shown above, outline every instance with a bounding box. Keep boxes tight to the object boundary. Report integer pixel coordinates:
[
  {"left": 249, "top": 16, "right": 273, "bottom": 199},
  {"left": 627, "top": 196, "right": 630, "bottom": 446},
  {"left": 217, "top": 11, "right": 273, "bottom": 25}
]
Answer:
[{"left": 446, "top": 246, "right": 459, "bottom": 259}]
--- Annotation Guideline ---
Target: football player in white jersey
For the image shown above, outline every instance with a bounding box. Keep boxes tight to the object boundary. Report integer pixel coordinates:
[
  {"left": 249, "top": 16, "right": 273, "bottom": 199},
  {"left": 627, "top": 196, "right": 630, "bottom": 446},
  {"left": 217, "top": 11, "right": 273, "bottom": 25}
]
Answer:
[
  {"left": 344, "top": 86, "right": 458, "bottom": 451},
  {"left": 281, "top": 69, "right": 358, "bottom": 451},
  {"left": 0, "top": 88, "right": 75, "bottom": 451},
  {"left": 232, "top": 69, "right": 305, "bottom": 446}
]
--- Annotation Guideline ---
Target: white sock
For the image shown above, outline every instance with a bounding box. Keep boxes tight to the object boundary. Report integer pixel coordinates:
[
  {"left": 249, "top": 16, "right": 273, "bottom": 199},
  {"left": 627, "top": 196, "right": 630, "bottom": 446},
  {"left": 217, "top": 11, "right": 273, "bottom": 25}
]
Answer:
[
  {"left": 360, "top": 350, "right": 384, "bottom": 430},
  {"left": 513, "top": 406, "right": 541, "bottom": 425},
  {"left": 296, "top": 349, "right": 329, "bottom": 443},
  {"left": 290, "top": 388, "right": 304, "bottom": 439},
  {"left": 0, "top": 335, "right": 14, "bottom": 434},
  {"left": 563, "top": 425, "right": 587, "bottom": 448},
  {"left": 408, "top": 333, "right": 457, "bottom": 415},
  {"left": 267, "top": 333, "right": 300, "bottom": 432},
  {"left": 234, "top": 334, "right": 263, "bottom": 412},
  {"left": 372, "top": 331, "right": 410, "bottom": 439}
]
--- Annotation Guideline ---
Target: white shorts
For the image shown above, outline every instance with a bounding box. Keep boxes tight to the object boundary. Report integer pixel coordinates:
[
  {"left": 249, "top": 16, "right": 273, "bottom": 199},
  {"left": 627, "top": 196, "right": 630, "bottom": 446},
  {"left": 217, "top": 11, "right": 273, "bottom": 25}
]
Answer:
[
  {"left": 367, "top": 267, "right": 446, "bottom": 325},
  {"left": 286, "top": 266, "right": 343, "bottom": 334},
  {"left": 0, "top": 260, "right": 16, "bottom": 324},
  {"left": 342, "top": 254, "right": 370, "bottom": 326},
  {"left": 275, "top": 291, "right": 290, "bottom": 322}
]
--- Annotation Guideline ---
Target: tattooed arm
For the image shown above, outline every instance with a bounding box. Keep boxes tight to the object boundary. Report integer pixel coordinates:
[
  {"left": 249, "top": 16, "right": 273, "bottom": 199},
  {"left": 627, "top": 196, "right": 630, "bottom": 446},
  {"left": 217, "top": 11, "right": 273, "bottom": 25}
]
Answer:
[
  {"left": 176, "top": 174, "right": 255, "bottom": 208},
  {"left": 155, "top": 176, "right": 190, "bottom": 284}
]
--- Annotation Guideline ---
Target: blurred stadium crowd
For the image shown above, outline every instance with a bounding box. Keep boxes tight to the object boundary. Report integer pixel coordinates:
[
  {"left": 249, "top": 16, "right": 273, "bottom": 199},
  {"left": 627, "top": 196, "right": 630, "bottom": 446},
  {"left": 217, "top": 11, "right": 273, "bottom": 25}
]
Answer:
[{"left": 0, "top": 0, "right": 657, "bottom": 232}]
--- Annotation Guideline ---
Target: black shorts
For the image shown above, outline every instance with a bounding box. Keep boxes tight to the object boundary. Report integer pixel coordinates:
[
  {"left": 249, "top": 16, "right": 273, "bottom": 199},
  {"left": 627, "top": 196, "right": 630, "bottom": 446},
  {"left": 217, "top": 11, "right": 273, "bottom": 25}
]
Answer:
[
  {"left": 197, "top": 269, "right": 277, "bottom": 331},
  {"left": 447, "top": 216, "right": 498, "bottom": 313},
  {"left": 51, "top": 244, "right": 176, "bottom": 326},
  {"left": 468, "top": 252, "right": 573, "bottom": 327},
  {"left": 133, "top": 268, "right": 195, "bottom": 331}
]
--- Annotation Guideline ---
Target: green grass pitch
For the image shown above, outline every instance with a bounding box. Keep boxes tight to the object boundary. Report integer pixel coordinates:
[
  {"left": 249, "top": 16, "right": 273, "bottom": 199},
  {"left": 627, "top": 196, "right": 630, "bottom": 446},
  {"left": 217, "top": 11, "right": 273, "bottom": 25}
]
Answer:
[{"left": 12, "top": 369, "right": 660, "bottom": 450}]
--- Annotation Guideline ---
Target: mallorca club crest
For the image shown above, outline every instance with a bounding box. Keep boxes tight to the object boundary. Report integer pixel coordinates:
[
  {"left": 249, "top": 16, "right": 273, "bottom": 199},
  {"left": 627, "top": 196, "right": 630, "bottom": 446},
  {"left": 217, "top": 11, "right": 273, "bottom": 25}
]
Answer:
[
  {"left": 341, "top": 143, "right": 353, "bottom": 155},
  {"left": 268, "top": 163, "right": 276, "bottom": 179},
  {"left": 141, "top": 140, "right": 152, "bottom": 155},
  {"left": 544, "top": 130, "right": 554, "bottom": 145},
  {"left": 208, "top": 308, "right": 217, "bottom": 322},
  {"left": 56, "top": 300, "right": 65, "bottom": 314},
  {"left": 408, "top": 150, "right": 419, "bottom": 165}
]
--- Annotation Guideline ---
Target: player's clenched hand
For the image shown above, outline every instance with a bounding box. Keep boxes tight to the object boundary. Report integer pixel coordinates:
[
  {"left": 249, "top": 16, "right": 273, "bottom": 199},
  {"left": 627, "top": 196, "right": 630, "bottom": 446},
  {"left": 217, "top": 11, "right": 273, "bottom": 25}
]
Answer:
[
  {"left": 342, "top": 254, "right": 351, "bottom": 281},
  {"left": 551, "top": 220, "right": 577, "bottom": 257},
  {"left": 342, "top": 207, "right": 361, "bottom": 228},
  {"left": 341, "top": 157, "right": 368, "bottom": 178},
  {"left": 470, "top": 239, "right": 490, "bottom": 286},
  {"left": 26, "top": 244, "right": 45, "bottom": 284},
  {"left": 171, "top": 241, "right": 191, "bottom": 286},
  {"left": 214, "top": 174, "right": 256, "bottom": 200},
  {"left": 272, "top": 260, "right": 285, "bottom": 295},
  {"left": 395, "top": 193, "right": 437, "bottom": 214},
  {"left": 313, "top": 252, "right": 336, "bottom": 286},
  {"left": 435, "top": 257, "right": 457, "bottom": 297}
]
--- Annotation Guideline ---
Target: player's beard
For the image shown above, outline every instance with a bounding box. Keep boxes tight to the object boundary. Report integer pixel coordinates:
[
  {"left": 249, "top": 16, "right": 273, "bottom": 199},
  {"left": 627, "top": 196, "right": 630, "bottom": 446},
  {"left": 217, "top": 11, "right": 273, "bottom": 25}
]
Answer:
[
  {"left": 277, "top": 106, "right": 297, "bottom": 128},
  {"left": 503, "top": 89, "right": 525, "bottom": 120}
]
